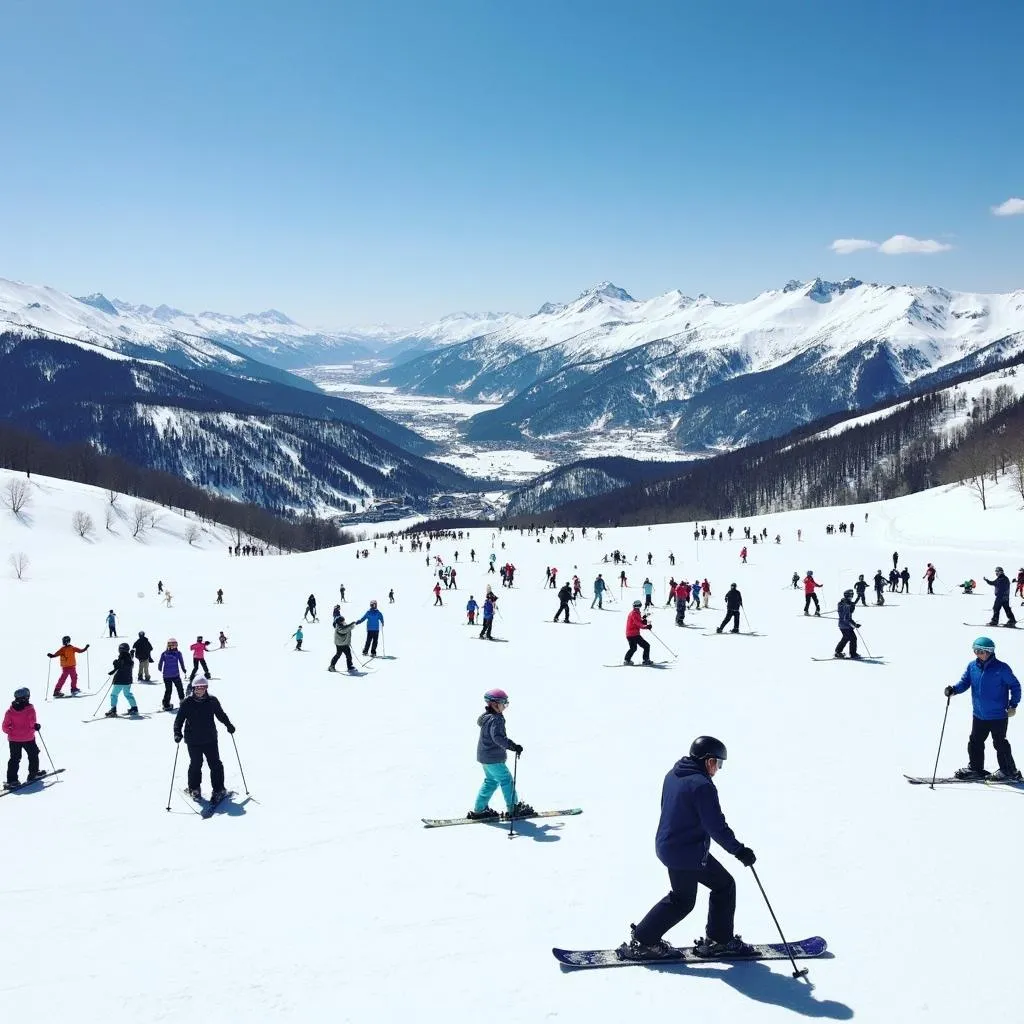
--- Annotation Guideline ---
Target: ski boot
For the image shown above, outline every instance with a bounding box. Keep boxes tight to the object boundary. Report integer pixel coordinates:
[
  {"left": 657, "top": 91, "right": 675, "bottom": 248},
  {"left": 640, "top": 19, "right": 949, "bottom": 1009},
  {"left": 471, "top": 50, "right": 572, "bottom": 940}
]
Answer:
[
  {"left": 71, "top": 689, "right": 81, "bottom": 695},
  {"left": 104, "top": 708, "right": 118, "bottom": 718},
  {"left": 210, "top": 789, "right": 227, "bottom": 803},
  {"left": 3, "top": 780, "right": 17, "bottom": 791},
  {"left": 989, "top": 768, "right": 1023, "bottom": 782},
  {"left": 187, "top": 788, "right": 201, "bottom": 800},
  {"left": 53, "top": 691, "right": 66, "bottom": 698},
  {"left": 503, "top": 801, "right": 535, "bottom": 820},
  {"left": 954, "top": 766, "right": 989, "bottom": 780},
  {"left": 849, "top": 652, "right": 863, "bottom": 660},
  {"left": 161, "top": 703, "right": 173, "bottom": 711},
  {"left": 327, "top": 665, "right": 336, "bottom": 672},
  {"left": 716, "top": 627, "right": 724, "bottom": 633},
  {"left": 616, "top": 924, "right": 677, "bottom": 962},
  {"left": 466, "top": 808, "right": 499, "bottom": 820},
  {"left": 126, "top": 706, "right": 140, "bottom": 716},
  {"left": 27, "top": 769, "right": 47, "bottom": 781},
  {"left": 833, "top": 651, "right": 846, "bottom": 659},
  {"left": 694, "top": 935, "right": 757, "bottom": 958}
]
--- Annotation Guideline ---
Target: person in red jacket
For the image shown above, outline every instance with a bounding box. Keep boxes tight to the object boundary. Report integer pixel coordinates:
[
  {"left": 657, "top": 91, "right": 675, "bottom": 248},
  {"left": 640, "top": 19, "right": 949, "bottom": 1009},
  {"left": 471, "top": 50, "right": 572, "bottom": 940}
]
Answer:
[
  {"left": 923, "top": 563, "right": 937, "bottom": 595},
  {"left": 740, "top": 547, "right": 748, "bottom": 564},
  {"left": 625, "top": 600, "right": 653, "bottom": 664},
  {"left": 803, "top": 571, "right": 822, "bottom": 616},
  {"left": 433, "top": 581, "right": 443, "bottom": 606},
  {"left": 3, "top": 687, "right": 45, "bottom": 789}
]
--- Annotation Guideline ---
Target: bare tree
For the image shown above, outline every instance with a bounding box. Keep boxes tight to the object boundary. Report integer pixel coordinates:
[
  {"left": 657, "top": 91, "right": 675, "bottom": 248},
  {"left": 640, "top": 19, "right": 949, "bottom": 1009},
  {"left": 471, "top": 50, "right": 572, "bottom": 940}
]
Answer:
[
  {"left": 2, "top": 479, "right": 31, "bottom": 514},
  {"left": 105, "top": 506, "right": 117, "bottom": 532},
  {"left": 951, "top": 444, "right": 991, "bottom": 510},
  {"left": 185, "top": 523, "right": 202, "bottom": 546},
  {"left": 9, "top": 552, "right": 29, "bottom": 580},
  {"left": 72, "top": 510, "right": 95, "bottom": 539},
  {"left": 131, "top": 502, "right": 149, "bottom": 538},
  {"left": 107, "top": 489, "right": 121, "bottom": 508}
]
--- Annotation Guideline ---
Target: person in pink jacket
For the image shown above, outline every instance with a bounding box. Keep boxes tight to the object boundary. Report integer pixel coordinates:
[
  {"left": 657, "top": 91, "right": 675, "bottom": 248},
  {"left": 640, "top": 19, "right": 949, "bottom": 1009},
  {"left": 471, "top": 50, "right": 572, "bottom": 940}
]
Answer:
[
  {"left": 3, "top": 687, "right": 44, "bottom": 789},
  {"left": 188, "top": 636, "right": 211, "bottom": 683}
]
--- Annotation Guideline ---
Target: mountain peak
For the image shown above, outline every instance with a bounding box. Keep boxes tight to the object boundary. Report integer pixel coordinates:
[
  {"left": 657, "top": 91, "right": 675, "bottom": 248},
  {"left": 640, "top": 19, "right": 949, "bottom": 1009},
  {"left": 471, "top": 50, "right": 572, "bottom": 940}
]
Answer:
[
  {"left": 243, "top": 309, "right": 296, "bottom": 326},
  {"left": 577, "top": 282, "right": 635, "bottom": 303},
  {"left": 74, "top": 292, "right": 119, "bottom": 316}
]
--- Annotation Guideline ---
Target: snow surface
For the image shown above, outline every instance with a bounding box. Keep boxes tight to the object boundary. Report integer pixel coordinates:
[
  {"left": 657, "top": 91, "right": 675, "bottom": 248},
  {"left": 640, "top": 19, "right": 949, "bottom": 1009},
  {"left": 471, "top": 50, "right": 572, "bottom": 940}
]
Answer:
[{"left": 2, "top": 468, "right": 1024, "bottom": 1022}]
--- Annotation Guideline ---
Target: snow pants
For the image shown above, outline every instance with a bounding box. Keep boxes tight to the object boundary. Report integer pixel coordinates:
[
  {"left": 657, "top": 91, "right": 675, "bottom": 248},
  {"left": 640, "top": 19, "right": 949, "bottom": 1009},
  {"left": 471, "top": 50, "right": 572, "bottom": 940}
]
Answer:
[
  {"left": 187, "top": 740, "right": 225, "bottom": 793},
  {"left": 804, "top": 593, "right": 820, "bottom": 614},
  {"left": 554, "top": 601, "right": 571, "bottom": 622},
  {"left": 675, "top": 598, "right": 686, "bottom": 625},
  {"left": 473, "top": 762, "right": 518, "bottom": 812},
  {"left": 634, "top": 855, "right": 736, "bottom": 945},
  {"left": 479, "top": 619, "right": 493, "bottom": 639},
  {"left": 7, "top": 740, "right": 40, "bottom": 785},
  {"left": 719, "top": 609, "right": 740, "bottom": 633},
  {"left": 137, "top": 659, "right": 152, "bottom": 681},
  {"left": 874, "top": 587, "right": 885, "bottom": 605},
  {"left": 968, "top": 716, "right": 1017, "bottom": 775},
  {"left": 625, "top": 635, "right": 651, "bottom": 663},
  {"left": 835, "top": 627, "right": 858, "bottom": 656},
  {"left": 189, "top": 658, "right": 210, "bottom": 682},
  {"left": 591, "top": 593, "right": 603, "bottom": 609},
  {"left": 54, "top": 666, "right": 78, "bottom": 694},
  {"left": 329, "top": 644, "right": 353, "bottom": 671},
  {"left": 362, "top": 630, "right": 380, "bottom": 656},
  {"left": 110, "top": 684, "right": 137, "bottom": 710},
  {"left": 990, "top": 598, "right": 1017, "bottom": 626},
  {"left": 163, "top": 677, "right": 185, "bottom": 706}
]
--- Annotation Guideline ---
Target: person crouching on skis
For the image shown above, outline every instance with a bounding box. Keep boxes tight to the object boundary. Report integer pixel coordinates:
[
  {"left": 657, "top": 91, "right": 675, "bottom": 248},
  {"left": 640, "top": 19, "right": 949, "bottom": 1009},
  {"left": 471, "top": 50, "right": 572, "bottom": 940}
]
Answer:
[{"left": 467, "top": 688, "right": 533, "bottom": 821}]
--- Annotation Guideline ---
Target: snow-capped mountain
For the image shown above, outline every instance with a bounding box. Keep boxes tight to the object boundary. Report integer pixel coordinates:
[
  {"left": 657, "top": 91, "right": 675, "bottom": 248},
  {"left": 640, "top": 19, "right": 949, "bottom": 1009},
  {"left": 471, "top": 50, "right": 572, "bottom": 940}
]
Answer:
[{"left": 370, "top": 277, "right": 1024, "bottom": 449}]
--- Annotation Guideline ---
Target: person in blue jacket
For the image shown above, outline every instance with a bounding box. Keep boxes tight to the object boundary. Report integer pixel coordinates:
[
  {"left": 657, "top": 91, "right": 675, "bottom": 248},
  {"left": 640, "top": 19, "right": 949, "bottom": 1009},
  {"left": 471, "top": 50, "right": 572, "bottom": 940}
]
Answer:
[
  {"left": 355, "top": 599, "right": 384, "bottom": 656},
  {"left": 479, "top": 596, "right": 495, "bottom": 639},
  {"left": 944, "top": 636, "right": 1021, "bottom": 781},
  {"left": 619, "top": 736, "right": 757, "bottom": 961},
  {"left": 984, "top": 567, "right": 1017, "bottom": 627},
  {"left": 834, "top": 589, "right": 862, "bottom": 659},
  {"left": 591, "top": 574, "right": 607, "bottom": 610}
]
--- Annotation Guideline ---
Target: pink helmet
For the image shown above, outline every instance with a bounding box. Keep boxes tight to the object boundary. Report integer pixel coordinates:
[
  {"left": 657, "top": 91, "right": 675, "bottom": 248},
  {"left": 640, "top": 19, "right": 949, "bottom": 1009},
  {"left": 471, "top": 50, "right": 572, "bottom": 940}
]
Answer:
[{"left": 483, "top": 688, "right": 509, "bottom": 705}]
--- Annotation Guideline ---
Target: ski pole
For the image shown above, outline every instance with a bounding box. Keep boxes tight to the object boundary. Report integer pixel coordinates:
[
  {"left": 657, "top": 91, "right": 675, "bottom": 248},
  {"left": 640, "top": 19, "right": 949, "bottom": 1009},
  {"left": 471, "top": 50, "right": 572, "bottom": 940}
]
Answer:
[
  {"left": 855, "top": 627, "right": 874, "bottom": 659},
  {"left": 648, "top": 629, "right": 678, "bottom": 660},
  {"left": 930, "top": 694, "right": 952, "bottom": 790},
  {"left": 742, "top": 607, "right": 755, "bottom": 633},
  {"left": 748, "top": 865, "right": 809, "bottom": 979},
  {"left": 230, "top": 732, "right": 250, "bottom": 795},
  {"left": 165, "top": 741, "right": 181, "bottom": 810},
  {"left": 35, "top": 727, "right": 58, "bottom": 774},
  {"left": 45, "top": 658, "right": 52, "bottom": 702},
  {"left": 508, "top": 751, "right": 520, "bottom": 840},
  {"left": 86, "top": 648, "right": 91, "bottom": 690},
  {"left": 89, "top": 678, "right": 114, "bottom": 719}
]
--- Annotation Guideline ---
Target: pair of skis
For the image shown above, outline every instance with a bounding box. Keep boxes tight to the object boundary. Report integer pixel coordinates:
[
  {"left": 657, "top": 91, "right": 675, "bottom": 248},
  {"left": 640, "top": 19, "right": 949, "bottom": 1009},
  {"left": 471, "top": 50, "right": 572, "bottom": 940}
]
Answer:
[
  {"left": 552, "top": 935, "right": 827, "bottom": 969},
  {"left": 0, "top": 769, "right": 66, "bottom": 796},
  {"left": 182, "top": 788, "right": 236, "bottom": 818}
]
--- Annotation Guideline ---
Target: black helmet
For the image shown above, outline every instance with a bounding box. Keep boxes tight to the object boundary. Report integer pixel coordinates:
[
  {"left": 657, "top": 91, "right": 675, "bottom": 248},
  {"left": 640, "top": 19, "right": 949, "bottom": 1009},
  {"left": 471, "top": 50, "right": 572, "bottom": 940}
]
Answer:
[
  {"left": 632, "top": 600, "right": 642, "bottom": 608},
  {"left": 62, "top": 635, "right": 71, "bottom": 645},
  {"left": 118, "top": 642, "right": 130, "bottom": 653},
  {"left": 844, "top": 589, "right": 855, "bottom": 599},
  {"left": 996, "top": 566, "right": 1004, "bottom": 574},
  {"left": 690, "top": 735, "right": 727, "bottom": 761},
  {"left": 138, "top": 630, "right": 146, "bottom": 638},
  {"left": 858, "top": 574, "right": 864, "bottom": 580},
  {"left": 806, "top": 570, "right": 813, "bottom": 576},
  {"left": 14, "top": 687, "right": 30, "bottom": 701}
]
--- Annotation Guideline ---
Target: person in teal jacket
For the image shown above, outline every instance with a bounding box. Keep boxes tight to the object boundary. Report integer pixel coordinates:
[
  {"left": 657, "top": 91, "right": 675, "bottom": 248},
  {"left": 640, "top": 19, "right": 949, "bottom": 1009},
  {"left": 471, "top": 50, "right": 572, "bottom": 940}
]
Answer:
[{"left": 944, "top": 636, "right": 1021, "bottom": 781}]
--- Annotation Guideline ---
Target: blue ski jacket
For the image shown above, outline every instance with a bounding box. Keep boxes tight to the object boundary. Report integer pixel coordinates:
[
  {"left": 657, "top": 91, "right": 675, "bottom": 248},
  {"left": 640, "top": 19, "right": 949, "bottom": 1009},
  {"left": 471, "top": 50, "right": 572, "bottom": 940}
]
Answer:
[
  {"left": 654, "top": 756, "right": 743, "bottom": 870},
  {"left": 482, "top": 599, "right": 494, "bottom": 620},
  {"left": 985, "top": 574, "right": 1011, "bottom": 600},
  {"left": 356, "top": 608, "right": 384, "bottom": 630},
  {"left": 837, "top": 599, "right": 859, "bottom": 630},
  {"left": 594, "top": 577, "right": 606, "bottom": 594},
  {"left": 952, "top": 655, "right": 1021, "bottom": 720}
]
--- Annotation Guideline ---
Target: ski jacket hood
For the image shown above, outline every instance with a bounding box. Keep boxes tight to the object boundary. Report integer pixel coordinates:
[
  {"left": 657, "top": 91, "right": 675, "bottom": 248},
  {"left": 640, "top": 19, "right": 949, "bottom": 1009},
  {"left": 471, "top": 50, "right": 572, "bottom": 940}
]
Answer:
[{"left": 952, "top": 655, "right": 1021, "bottom": 720}]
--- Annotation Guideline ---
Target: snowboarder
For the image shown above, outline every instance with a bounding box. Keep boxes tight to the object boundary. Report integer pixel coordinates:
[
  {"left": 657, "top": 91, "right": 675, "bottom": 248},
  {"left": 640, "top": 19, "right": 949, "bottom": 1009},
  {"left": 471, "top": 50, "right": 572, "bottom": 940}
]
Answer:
[
  {"left": 834, "top": 590, "right": 861, "bottom": 659},
  {"left": 355, "top": 600, "right": 384, "bottom": 656},
  {"left": 555, "top": 582, "right": 573, "bottom": 622},
  {"left": 48, "top": 636, "right": 89, "bottom": 696},
  {"left": 158, "top": 638, "right": 186, "bottom": 710},
  {"left": 188, "top": 636, "right": 211, "bottom": 682},
  {"left": 132, "top": 631, "right": 154, "bottom": 681},
  {"left": 106, "top": 609, "right": 117, "bottom": 638},
  {"left": 803, "top": 571, "right": 822, "bottom": 616},
  {"left": 105, "top": 643, "right": 139, "bottom": 717},
  {"left": 466, "top": 688, "right": 533, "bottom": 821},
  {"left": 923, "top": 563, "right": 937, "bottom": 595},
  {"left": 716, "top": 584, "right": 742, "bottom": 634},
  {"left": 173, "top": 678, "right": 235, "bottom": 801},
  {"left": 328, "top": 616, "right": 355, "bottom": 672},
  {"left": 642, "top": 578, "right": 654, "bottom": 609},
  {"left": 591, "top": 574, "right": 607, "bottom": 609},
  {"left": 873, "top": 570, "right": 886, "bottom": 605},
  {"left": 617, "top": 736, "right": 756, "bottom": 961},
  {"left": 944, "top": 636, "right": 1021, "bottom": 781},
  {"left": 304, "top": 594, "right": 318, "bottom": 622},
  {"left": 479, "top": 595, "right": 495, "bottom": 639},
  {"left": 466, "top": 596, "right": 478, "bottom": 625},
  {"left": 853, "top": 575, "right": 868, "bottom": 607},
  {"left": 292, "top": 626, "right": 304, "bottom": 651},
  {"left": 3, "top": 688, "right": 44, "bottom": 790},
  {"left": 625, "top": 600, "right": 653, "bottom": 665},
  {"left": 984, "top": 567, "right": 1017, "bottom": 627}
]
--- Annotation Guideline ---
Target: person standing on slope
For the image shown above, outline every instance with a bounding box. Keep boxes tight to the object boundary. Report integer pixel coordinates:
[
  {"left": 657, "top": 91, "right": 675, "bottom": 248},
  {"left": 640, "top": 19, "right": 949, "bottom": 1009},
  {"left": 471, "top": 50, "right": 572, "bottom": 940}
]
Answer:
[
  {"left": 944, "top": 636, "right": 1021, "bottom": 781},
  {"left": 739, "top": 546, "right": 747, "bottom": 564},
  {"left": 923, "top": 563, "right": 937, "bottom": 595},
  {"left": 304, "top": 594, "right": 318, "bottom": 623},
  {"left": 625, "top": 600, "right": 653, "bottom": 665},
  {"left": 188, "top": 636, "right": 211, "bottom": 682},
  {"left": 479, "top": 595, "right": 495, "bottom": 639},
  {"left": 892, "top": 551, "right": 899, "bottom": 571},
  {"left": 618, "top": 736, "right": 756, "bottom": 961},
  {"left": 105, "top": 643, "right": 139, "bottom": 717},
  {"left": 173, "top": 678, "right": 235, "bottom": 802},
  {"left": 873, "top": 570, "right": 886, "bottom": 606},
  {"left": 328, "top": 616, "right": 355, "bottom": 673},
  {"left": 48, "top": 636, "right": 89, "bottom": 697},
  {"left": 803, "top": 571, "right": 822, "bottom": 616},
  {"left": 467, "top": 688, "right": 533, "bottom": 821},
  {"left": 716, "top": 584, "right": 742, "bottom": 634},
  {"left": 899, "top": 566, "right": 911, "bottom": 593},
  {"left": 592, "top": 574, "right": 607, "bottom": 609},
  {"left": 291, "top": 626, "right": 304, "bottom": 651},
  {"left": 791, "top": 572, "right": 800, "bottom": 590},
  {"left": 554, "top": 581, "right": 573, "bottom": 622},
  {"left": 675, "top": 580, "right": 690, "bottom": 626},
  {"left": 466, "top": 596, "right": 478, "bottom": 625},
  {"left": 690, "top": 579, "right": 702, "bottom": 610},
  {"left": 702, "top": 579, "right": 711, "bottom": 608},
  {"left": 356, "top": 600, "right": 384, "bottom": 656},
  {"left": 106, "top": 609, "right": 117, "bottom": 638},
  {"left": 433, "top": 581, "right": 443, "bottom": 606},
  {"left": 834, "top": 590, "right": 862, "bottom": 659},
  {"left": 1015, "top": 568, "right": 1024, "bottom": 601},
  {"left": 132, "top": 631, "right": 154, "bottom": 682},
  {"left": 853, "top": 575, "right": 868, "bottom": 607},
  {"left": 158, "top": 638, "right": 186, "bottom": 710},
  {"left": 984, "top": 567, "right": 1017, "bottom": 627},
  {"left": 642, "top": 578, "right": 654, "bottom": 609},
  {"left": 3, "top": 688, "right": 45, "bottom": 790}
]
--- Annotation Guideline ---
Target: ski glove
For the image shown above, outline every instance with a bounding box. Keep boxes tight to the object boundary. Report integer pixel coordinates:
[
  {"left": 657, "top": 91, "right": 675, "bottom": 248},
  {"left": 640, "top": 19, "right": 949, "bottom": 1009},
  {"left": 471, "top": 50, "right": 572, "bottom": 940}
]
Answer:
[
  {"left": 174, "top": 734, "right": 182, "bottom": 744},
  {"left": 226, "top": 724, "right": 236, "bottom": 734},
  {"left": 1009, "top": 707, "right": 1018, "bottom": 718},
  {"left": 509, "top": 743, "right": 523, "bottom": 755},
  {"left": 34, "top": 723, "right": 41, "bottom": 732},
  {"left": 944, "top": 686, "right": 955, "bottom": 697},
  {"left": 736, "top": 846, "right": 757, "bottom": 867}
]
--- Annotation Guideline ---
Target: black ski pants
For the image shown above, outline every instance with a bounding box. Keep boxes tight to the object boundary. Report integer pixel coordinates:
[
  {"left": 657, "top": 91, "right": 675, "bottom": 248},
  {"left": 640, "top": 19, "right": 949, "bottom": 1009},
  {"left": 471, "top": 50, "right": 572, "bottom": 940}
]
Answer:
[
  {"left": 330, "top": 644, "right": 354, "bottom": 671},
  {"left": 719, "top": 609, "right": 740, "bottom": 633},
  {"left": 163, "top": 677, "right": 185, "bottom": 706},
  {"left": 363, "top": 630, "right": 380, "bottom": 656},
  {"left": 854, "top": 591, "right": 867, "bottom": 606},
  {"left": 479, "top": 618, "right": 493, "bottom": 639},
  {"left": 187, "top": 740, "right": 225, "bottom": 793},
  {"left": 625, "top": 635, "right": 651, "bottom": 663},
  {"left": 875, "top": 587, "right": 885, "bottom": 605},
  {"left": 7, "top": 740, "right": 40, "bottom": 784},
  {"left": 554, "top": 600, "right": 571, "bottom": 622},
  {"left": 675, "top": 598, "right": 686, "bottom": 626},
  {"left": 835, "top": 627, "right": 858, "bottom": 656},
  {"left": 968, "top": 716, "right": 1017, "bottom": 774},
  {"left": 634, "top": 855, "right": 736, "bottom": 945},
  {"left": 804, "top": 592, "right": 820, "bottom": 614},
  {"left": 991, "top": 598, "right": 1017, "bottom": 626},
  {"left": 189, "top": 658, "right": 210, "bottom": 682}
]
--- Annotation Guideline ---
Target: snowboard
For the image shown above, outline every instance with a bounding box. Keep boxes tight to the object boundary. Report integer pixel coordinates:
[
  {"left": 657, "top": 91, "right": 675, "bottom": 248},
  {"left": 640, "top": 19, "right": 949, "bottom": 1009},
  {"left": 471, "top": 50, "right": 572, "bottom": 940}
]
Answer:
[
  {"left": 423, "top": 807, "right": 583, "bottom": 828},
  {"left": 552, "top": 935, "right": 827, "bottom": 969},
  {"left": 904, "top": 774, "right": 1024, "bottom": 788},
  {"left": 1, "top": 769, "right": 66, "bottom": 796},
  {"left": 603, "top": 660, "right": 670, "bottom": 668},
  {"left": 810, "top": 656, "right": 885, "bottom": 663}
]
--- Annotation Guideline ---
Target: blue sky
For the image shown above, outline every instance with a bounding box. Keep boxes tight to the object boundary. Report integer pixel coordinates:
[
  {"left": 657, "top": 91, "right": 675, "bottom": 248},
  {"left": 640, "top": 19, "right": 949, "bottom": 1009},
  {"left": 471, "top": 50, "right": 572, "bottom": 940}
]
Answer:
[{"left": 1, "top": 0, "right": 1021, "bottom": 325}]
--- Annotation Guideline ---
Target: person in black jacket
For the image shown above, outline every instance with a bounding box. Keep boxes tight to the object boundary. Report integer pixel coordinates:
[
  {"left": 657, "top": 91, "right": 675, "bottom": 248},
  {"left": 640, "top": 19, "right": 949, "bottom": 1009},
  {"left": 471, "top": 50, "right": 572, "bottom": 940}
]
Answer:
[
  {"left": 173, "top": 679, "right": 234, "bottom": 800},
  {"left": 619, "top": 736, "right": 756, "bottom": 961},
  {"left": 554, "top": 582, "right": 573, "bottom": 623},
  {"left": 716, "top": 584, "right": 742, "bottom": 634},
  {"left": 105, "top": 644, "right": 139, "bottom": 717},
  {"left": 985, "top": 567, "right": 1017, "bottom": 627},
  {"left": 131, "top": 631, "right": 154, "bottom": 682}
]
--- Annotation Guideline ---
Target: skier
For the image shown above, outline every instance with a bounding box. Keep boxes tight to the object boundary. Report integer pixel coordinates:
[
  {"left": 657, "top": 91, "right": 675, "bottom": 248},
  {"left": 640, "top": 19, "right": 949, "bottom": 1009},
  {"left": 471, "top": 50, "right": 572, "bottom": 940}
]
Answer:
[
  {"left": 304, "top": 594, "right": 318, "bottom": 622},
  {"left": 923, "top": 563, "right": 937, "bottom": 595},
  {"left": 554, "top": 581, "right": 573, "bottom": 622},
  {"left": 132, "top": 631, "right": 154, "bottom": 681},
  {"left": 3, "top": 688, "right": 45, "bottom": 790},
  {"left": 466, "top": 596, "right": 478, "bottom": 625},
  {"left": 339, "top": 584, "right": 346, "bottom": 602},
  {"left": 433, "top": 582, "right": 443, "bottom": 606},
  {"left": 702, "top": 579, "right": 710, "bottom": 608},
  {"left": 591, "top": 574, "right": 607, "bottom": 609},
  {"left": 173, "top": 678, "right": 235, "bottom": 802},
  {"left": 853, "top": 575, "right": 868, "bottom": 607},
  {"left": 834, "top": 590, "right": 862, "bottom": 659},
  {"left": 105, "top": 643, "right": 139, "bottom": 717},
  {"left": 466, "top": 688, "right": 533, "bottom": 821},
  {"left": 158, "top": 638, "right": 186, "bottom": 710},
  {"left": 157, "top": 580, "right": 163, "bottom": 594},
  {"left": 888, "top": 568, "right": 898, "bottom": 593},
  {"left": 217, "top": 631, "right": 228, "bottom": 649},
  {"left": 803, "top": 571, "right": 822, "bottom": 616},
  {"left": 572, "top": 575, "right": 583, "bottom": 600},
  {"left": 984, "top": 567, "right": 1017, "bottom": 627},
  {"left": 625, "top": 600, "right": 653, "bottom": 665},
  {"left": 617, "top": 736, "right": 756, "bottom": 961},
  {"left": 292, "top": 626, "right": 304, "bottom": 651},
  {"left": 944, "top": 636, "right": 1021, "bottom": 781},
  {"left": 892, "top": 551, "right": 899, "bottom": 570},
  {"left": 106, "top": 609, "right": 117, "bottom": 638},
  {"left": 388, "top": 589, "right": 395, "bottom": 604},
  {"left": 674, "top": 581, "right": 689, "bottom": 627},
  {"left": 691, "top": 579, "right": 702, "bottom": 610},
  {"left": 48, "top": 636, "right": 90, "bottom": 696},
  {"left": 549, "top": 567, "right": 558, "bottom": 589},
  {"left": 791, "top": 572, "right": 799, "bottom": 590},
  {"left": 331, "top": 604, "right": 342, "bottom": 626},
  {"left": 216, "top": 588, "right": 224, "bottom": 605},
  {"left": 960, "top": 579, "right": 977, "bottom": 595},
  {"left": 716, "top": 584, "right": 742, "bottom": 634},
  {"left": 479, "top": 595, "right": 496, "bottom": 639},
  {"left": 164, "top": 590, "right": 173, "bottom": 608},
  {"left": 739, "top": 546, "right": 747, "bottom": 564},
  {"left": 328, "top": 616, "right": 355, "bottom": 673},
  {"left": 188, "top": 636, "right": 211, "bottom": 682},
  {"left": 619, "top": 570, "right": 628, "bottom": 589},
  {"left": 642, "top": 578, "right": 654, "bottom": 610},
  {"left": 1016, "top": 569, "right": 1024, "bottom": 601},
  {"left": 899, "top": 566, "right": 911, "bottom": 593},
  {"left": 355, "top": 600, "right": 384, "bottom": 656}
]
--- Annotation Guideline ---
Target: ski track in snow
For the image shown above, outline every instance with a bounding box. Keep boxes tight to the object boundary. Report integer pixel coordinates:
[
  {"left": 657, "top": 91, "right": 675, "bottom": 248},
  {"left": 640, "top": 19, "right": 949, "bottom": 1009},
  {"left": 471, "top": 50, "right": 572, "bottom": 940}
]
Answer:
[{"left": 1, "top": 467, "right": 1022, "bottom": 1022}]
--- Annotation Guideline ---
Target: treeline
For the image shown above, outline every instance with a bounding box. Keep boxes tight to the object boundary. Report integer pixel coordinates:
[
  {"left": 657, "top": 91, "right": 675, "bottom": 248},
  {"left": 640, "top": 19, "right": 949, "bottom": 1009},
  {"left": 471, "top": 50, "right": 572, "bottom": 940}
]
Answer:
[{"left": 0, "top": 423, "right": 353, "bottom": 551}]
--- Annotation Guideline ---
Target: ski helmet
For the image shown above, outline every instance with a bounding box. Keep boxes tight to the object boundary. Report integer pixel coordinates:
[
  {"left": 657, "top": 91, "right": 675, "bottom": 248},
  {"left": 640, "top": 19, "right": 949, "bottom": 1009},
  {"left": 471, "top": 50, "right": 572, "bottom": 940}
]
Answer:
[
  {"left": 62, "top": 635, "right": 71, "bottom": 645},
  {"left": 972, "top": 636, "right": 996, "bottom": 655},
  {"left": 632, "top": 600, "right": 642, "bottom": 608},
  {"left": 138, "top": 631, "right": 146, "bottom": 638},
  {"left": 483, "top": 688, "right": 509, "bottom": 705},
  {"left": 118, "top": 642, "right": 130, "bottom": 653},
  {"left": 168, "top": 638, "right": 177, "bottom": 645},
  {"left": 806, "top": 570, "right": 813, "bottom": 576},
  {"left": 193, "top": 677, "right": 209, "bottom": 690},
  {"left": 996, "top": 567, "right": 1004, "bottom": 574},
  {"left": 689, "top": 735, "right": 728, "bottom": 761},
  {"left": 14, "top": 687, "right": 29, "bottom": 701},
  {"left": 843, "top": 589, "right": 855, "bottom": 599}
]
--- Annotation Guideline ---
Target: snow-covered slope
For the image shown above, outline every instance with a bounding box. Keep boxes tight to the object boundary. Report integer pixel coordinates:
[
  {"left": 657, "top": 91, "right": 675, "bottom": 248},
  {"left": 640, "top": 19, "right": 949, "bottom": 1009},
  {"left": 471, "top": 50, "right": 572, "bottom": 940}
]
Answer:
[{"left": 3, "top": 467, "right": 1023, "bottom": 1022}]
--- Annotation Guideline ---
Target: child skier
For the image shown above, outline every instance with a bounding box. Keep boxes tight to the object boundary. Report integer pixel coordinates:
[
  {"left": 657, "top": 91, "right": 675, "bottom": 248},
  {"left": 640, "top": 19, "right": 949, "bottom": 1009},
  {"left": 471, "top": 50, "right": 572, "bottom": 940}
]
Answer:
[
  {"left": 218, "top": 631, "right": 228, "bottom": 649},
  {"left": 467, "top": 688, "right": 534, "bottom": 821},
  {"left": 292, "top": 626, "right": 304, "bottom": 651},
  {"left": 47, "top": 636, "right": 90, "bottom": 696},
  {"left": 3, "top": 688, "right": 45, "bottom": 789},
  {"left": 158, "top": 638, "right": 186, "bottom": 710},
  {"left": 188, "top": 636, "right": 211, "bottom": 682},
  {"left": 466, "top": 596, "right": 478, "bottom": 625},
  {"left": 105, "top": 643, "right": 139, "bottom": 717},
  {"left": 328, "top": 616, "right": 356, "bottom": 672}
]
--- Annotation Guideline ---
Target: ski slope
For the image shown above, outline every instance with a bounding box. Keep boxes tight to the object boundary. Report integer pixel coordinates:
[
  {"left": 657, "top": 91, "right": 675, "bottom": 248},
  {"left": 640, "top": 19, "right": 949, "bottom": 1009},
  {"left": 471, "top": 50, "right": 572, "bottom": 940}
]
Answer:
[{"left": 2, "top": 468, "right": 1022, "bottom": 1022}]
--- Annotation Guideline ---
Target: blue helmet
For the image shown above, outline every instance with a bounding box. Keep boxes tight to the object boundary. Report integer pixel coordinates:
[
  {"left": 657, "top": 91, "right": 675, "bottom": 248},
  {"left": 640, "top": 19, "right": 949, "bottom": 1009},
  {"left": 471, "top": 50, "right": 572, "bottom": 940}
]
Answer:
[{"left": 973, "top": 636, "right": 996, "bottom": 655}]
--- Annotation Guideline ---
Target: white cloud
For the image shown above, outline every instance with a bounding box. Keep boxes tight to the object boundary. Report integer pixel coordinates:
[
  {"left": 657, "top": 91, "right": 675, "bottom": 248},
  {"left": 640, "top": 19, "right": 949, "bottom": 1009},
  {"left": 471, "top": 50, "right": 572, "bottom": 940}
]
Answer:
[
  {"left": 830, "top": 238, "right": 878, "bottom": 254},
  {"left": 992, "top": 197, "right": 1024, "bottom": 217},
  {"left": 877, "top": 235, "right": 953, "bottom": 255}
]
